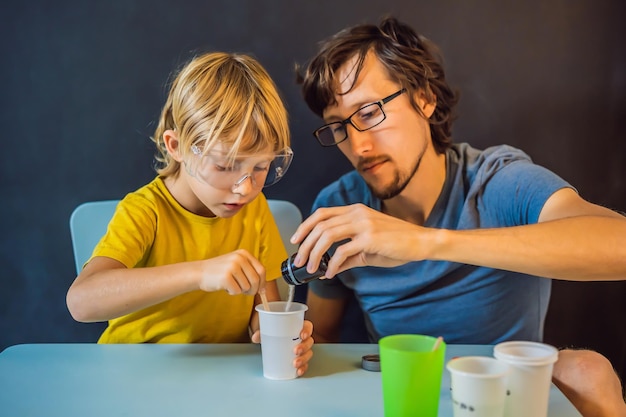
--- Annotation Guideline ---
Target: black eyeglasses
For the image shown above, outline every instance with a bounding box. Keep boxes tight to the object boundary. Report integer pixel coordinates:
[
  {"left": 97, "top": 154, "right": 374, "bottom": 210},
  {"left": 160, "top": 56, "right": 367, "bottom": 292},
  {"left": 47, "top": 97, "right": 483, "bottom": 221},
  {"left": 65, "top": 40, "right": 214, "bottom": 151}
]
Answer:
[{"left": 313, "top": 89, "right": 406, "bottom": 147}]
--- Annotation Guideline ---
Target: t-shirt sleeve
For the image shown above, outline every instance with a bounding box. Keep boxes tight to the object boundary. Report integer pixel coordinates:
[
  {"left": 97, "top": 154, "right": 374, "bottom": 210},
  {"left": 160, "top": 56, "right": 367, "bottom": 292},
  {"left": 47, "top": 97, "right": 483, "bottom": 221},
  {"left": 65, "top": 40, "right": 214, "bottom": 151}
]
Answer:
[
  {"left": 308, "top": 271, "right": 354, "bottom": 299},
  {"left": 91, "top": 194, "right": 157, "bottom": 268},
  {"left": 478, "top": 158, "right": 574, "bottom": 227}
]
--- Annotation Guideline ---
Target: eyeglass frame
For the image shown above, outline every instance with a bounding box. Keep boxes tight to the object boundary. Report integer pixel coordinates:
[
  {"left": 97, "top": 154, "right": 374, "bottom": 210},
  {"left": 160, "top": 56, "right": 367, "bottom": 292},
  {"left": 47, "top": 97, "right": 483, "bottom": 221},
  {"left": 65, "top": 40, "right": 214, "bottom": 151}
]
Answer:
[
  {"left": 185, "top": 145, "right": 293, "bottom": 191},
  {"left": 312, "top": 88, "right": 406, "bottom": 147}
]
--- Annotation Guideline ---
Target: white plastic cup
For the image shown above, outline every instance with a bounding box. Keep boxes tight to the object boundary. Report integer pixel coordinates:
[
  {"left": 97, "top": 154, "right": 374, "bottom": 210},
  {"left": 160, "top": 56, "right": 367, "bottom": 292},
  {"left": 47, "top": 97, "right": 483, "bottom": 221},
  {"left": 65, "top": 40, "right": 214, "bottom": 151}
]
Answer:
[
  {"left": 493, "top": 341, "right": 558, "bottom": 417},
  {"left": 446, "top": 356, "right": 510, "bottom": 417},
  {"left": 255, "top": 301, "right": 307, "bottom": 380}
]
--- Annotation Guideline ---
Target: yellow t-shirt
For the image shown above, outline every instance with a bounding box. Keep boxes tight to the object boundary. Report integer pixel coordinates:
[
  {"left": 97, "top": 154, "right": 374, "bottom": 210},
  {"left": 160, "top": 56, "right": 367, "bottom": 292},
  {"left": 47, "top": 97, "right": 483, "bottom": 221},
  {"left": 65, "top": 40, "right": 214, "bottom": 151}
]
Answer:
[{"left": 93, "top": 177, "right": 287, "bottom": 344}]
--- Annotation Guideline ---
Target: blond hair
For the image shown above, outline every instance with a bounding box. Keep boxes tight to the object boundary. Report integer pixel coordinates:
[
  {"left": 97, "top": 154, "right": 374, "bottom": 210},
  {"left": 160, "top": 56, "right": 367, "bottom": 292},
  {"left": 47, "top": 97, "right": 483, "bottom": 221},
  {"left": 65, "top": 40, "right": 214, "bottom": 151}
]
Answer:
[{"left": 152, "top": 52, "right": 290, "bottom": 177}]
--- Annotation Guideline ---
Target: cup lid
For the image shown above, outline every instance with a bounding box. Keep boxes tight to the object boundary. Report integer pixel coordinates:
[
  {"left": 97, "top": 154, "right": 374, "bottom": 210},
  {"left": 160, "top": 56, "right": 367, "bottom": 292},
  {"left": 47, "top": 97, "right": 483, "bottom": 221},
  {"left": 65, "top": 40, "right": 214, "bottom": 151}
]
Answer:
[
  {"left": 493, "top": 341, "right": 558, "bottom": 366},
  {"left": 361, "top": 354, "right": 381, "bottom": 372}
]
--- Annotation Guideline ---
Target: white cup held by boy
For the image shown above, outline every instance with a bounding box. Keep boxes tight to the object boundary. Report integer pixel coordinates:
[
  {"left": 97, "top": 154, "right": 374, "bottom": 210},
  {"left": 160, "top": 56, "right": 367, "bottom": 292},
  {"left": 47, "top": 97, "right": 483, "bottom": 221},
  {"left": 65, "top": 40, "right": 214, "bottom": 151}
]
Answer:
[
  {"left": 255, "top": 301, "right": 307, "bottom": 380},
  {"left": 494, "top": 341, "right": 558, "bottom": 417},
  {"left": 446, "top": 356, "right": 510, "bottom": 417}
]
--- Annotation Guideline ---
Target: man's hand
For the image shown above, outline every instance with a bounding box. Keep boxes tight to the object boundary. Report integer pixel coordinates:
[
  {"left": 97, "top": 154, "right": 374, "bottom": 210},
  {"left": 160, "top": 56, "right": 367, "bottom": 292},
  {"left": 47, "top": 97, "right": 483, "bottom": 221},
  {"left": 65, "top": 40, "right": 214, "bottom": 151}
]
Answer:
[{"left": 291, "top": 204, "right": 432, "bottom": 277}]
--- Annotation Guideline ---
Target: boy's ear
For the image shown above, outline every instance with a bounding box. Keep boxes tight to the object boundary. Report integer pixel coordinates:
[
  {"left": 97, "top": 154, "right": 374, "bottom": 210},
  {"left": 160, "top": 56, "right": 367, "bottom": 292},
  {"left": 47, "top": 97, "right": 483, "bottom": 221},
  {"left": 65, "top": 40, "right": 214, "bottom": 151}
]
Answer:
[{"left": 163, "top": 130, "right": 183, "bottom": 162}]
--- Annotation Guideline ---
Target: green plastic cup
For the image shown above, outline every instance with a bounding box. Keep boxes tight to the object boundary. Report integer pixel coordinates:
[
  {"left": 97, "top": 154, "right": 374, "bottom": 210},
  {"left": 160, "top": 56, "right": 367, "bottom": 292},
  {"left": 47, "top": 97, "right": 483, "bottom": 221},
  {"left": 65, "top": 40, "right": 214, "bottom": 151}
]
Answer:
[{"left": 379, "top": 334, "right": 447, "bottom": 417}]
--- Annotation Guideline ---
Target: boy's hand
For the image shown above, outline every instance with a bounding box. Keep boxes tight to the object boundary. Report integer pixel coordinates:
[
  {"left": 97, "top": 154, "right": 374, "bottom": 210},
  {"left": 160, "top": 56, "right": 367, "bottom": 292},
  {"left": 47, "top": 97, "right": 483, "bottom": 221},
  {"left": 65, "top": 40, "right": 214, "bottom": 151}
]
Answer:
[
  {"left": 197, "top": 249, "right": 265, "bottom": 295},
  {"left": 294, "top": 320, "right": 314, "bottom": 376}
]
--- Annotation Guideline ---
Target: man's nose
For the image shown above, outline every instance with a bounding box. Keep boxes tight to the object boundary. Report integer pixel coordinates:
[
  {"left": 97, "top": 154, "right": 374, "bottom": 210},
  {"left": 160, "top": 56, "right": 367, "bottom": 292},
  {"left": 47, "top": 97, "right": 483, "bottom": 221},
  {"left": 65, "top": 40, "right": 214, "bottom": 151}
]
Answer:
[{"left": 344, "top": 125, "right": 374, "bottom": 155}]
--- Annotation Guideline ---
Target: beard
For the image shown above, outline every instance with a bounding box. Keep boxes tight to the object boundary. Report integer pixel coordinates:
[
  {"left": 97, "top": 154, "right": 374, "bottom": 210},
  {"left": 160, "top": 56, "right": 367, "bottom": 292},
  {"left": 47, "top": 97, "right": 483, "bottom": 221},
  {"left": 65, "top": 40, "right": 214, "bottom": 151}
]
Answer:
[
  {"left": 370, "top": 169, "right": 412, "bottom": 200},
  {"left": 360, "top": 141, "right": 428, "bottom": 200}
]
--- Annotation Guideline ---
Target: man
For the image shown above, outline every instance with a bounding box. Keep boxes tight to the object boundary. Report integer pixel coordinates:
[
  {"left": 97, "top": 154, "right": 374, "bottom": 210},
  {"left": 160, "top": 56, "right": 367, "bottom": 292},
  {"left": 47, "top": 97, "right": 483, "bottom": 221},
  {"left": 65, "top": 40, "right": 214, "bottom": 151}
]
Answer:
[{"left": 292, "top": 16, "right": 626, "bottom": 416}]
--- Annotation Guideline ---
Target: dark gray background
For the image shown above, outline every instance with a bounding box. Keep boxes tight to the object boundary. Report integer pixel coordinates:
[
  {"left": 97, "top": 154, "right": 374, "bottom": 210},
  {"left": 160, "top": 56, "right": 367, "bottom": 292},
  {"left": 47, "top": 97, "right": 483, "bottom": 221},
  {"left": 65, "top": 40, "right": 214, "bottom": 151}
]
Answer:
[{"left": 1, "top": 0, "right": 625, "bottom": 381}]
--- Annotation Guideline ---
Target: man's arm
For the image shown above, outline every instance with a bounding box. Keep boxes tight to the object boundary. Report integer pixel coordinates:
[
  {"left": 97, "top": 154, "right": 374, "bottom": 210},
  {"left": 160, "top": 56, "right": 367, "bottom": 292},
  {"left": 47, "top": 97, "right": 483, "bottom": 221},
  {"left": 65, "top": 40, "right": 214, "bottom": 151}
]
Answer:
[
  {"left": 434, "top": 187, "right": 626, "bottom": 281},
  {"left": 291, "top": 188, "right": 626, "bottom": 282},
  {"left": 305, "top": 291, "right": 348, "bottom": 343}
]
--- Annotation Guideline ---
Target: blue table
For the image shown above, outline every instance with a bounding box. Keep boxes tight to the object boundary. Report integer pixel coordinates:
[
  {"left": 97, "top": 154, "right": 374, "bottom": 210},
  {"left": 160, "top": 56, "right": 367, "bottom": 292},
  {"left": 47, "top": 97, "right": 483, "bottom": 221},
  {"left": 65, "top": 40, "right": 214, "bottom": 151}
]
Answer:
[{"left": 0, "top": 343, "right": 580, "bottom": 416}]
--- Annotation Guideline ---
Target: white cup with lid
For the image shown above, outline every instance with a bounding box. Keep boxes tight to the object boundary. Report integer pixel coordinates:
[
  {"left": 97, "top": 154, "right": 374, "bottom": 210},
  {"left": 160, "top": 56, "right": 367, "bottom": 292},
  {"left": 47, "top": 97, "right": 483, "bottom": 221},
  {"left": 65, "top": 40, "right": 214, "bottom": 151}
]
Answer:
[{"left": 493, "top": 341, "right": 558, "bottom": 417}]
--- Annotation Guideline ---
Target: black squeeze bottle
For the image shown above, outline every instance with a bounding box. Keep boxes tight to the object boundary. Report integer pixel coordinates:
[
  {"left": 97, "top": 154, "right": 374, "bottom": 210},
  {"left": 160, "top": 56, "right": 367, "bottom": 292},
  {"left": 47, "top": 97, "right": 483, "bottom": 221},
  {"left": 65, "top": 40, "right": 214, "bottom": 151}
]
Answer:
[{"left": 281, "top": 252, "right": 331, "bottom": 285}]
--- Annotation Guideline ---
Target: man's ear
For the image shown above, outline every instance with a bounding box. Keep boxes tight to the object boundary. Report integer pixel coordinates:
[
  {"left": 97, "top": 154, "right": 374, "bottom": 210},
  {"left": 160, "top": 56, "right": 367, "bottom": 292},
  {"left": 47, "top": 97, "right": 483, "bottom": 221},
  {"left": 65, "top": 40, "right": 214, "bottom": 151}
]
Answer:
[
  {"left": 414, "top": 90, "right": 437, "bottom": 119},
  {"left": 163, "top": 130, "right": 183, "bottom": 162},
  {"left": 422, "top": 98, "right": 436, "bottom": 119}
]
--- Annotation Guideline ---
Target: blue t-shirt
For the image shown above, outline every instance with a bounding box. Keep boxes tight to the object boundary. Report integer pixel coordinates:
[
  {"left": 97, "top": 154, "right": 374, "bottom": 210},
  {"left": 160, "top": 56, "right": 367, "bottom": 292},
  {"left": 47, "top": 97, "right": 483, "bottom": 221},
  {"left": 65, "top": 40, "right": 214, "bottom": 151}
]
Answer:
[{"left": 309, "top": 143, "right": 572, "bottom": 344}]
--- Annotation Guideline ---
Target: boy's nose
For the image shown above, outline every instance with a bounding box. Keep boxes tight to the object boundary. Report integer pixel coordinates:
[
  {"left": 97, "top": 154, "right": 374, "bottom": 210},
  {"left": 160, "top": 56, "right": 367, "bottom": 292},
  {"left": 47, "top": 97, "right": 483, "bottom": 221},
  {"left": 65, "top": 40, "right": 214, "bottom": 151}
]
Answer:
[{"left": 231, "top": 173, "right": 255, "bottom": 194}]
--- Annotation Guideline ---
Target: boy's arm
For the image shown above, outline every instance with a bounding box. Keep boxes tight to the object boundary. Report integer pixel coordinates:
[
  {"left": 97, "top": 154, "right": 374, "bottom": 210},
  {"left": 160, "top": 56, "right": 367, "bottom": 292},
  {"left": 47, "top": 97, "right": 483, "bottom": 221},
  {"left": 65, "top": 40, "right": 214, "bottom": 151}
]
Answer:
[{"left": 66, "top": 249, "right": 267, "bottom": 322}]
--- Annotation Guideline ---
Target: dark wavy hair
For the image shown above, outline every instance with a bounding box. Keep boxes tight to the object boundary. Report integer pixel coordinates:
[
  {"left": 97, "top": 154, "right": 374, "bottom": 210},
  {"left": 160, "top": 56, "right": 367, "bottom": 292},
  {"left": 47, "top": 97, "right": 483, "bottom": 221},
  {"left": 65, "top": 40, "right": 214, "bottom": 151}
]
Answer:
[{"left": 297, "top": 16, "right": 459, "bottom": 153}]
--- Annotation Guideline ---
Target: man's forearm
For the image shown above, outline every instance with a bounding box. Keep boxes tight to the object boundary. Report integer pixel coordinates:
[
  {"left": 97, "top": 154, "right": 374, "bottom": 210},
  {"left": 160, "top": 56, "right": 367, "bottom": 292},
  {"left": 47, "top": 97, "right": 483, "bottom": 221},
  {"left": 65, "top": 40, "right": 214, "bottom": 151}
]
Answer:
[{"left": 430, "top": 215, "right": 626, "bottom": 281}]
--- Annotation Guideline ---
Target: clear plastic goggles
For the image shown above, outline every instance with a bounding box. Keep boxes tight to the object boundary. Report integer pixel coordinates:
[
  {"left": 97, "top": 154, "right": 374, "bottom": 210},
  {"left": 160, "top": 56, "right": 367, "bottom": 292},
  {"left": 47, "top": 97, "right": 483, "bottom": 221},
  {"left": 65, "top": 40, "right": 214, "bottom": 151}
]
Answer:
[{"left": 184, "top": 145, "right": 293, "bottom": 191}]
